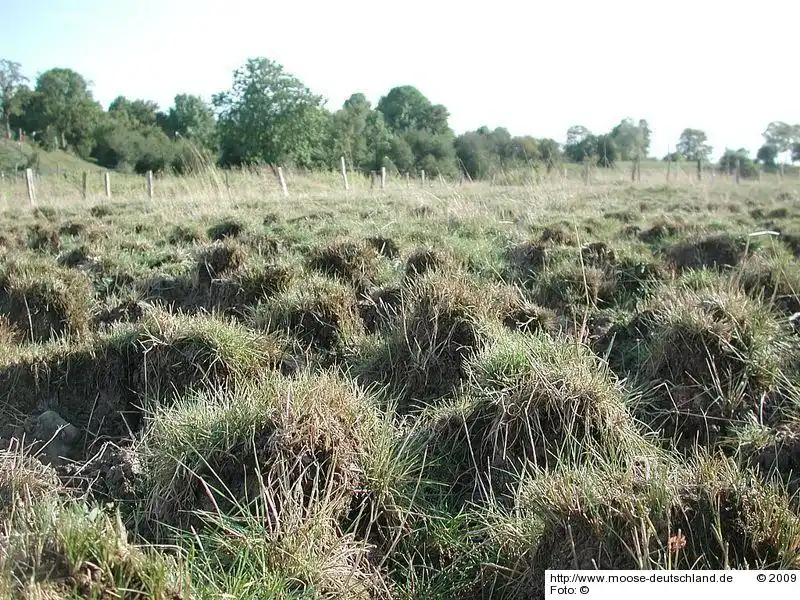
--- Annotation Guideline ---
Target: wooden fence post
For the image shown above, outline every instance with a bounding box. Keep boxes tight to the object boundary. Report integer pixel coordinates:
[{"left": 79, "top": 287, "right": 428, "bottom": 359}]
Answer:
[
  {"left": 631, "top": 160, "right": 637, "bottom": 182},
  {"left": 277, "top": 167, "right": 288, "bottom": 197},
  {"left": 380, "top": 166, "right": 386, "bottom": 190},
  {"left": 146, "top": 170, "right": 154, "bottom": 199},
  {"left": 697, "top": 159, "right": 702, "bottom": 182},
  {"left": 735, "top": 158, "right": 741, "bottom": 184},
  {"left": 104, "top": 172, "right": 111, "bottom": 198},
  {"left": 25, "top": 168, "right": 35, "bottom": 205},
  {"left": 370, "top": 171, "right": 376, "bottom": 189},
  {"left": 405, "top": 172, "right": 410, "bottom": 186},
  {"left": 420, "top": 170, "right": 425, "bottom": 186},
  {"left": 340, "top": 156, "right": 349, "bottom": 191},
  {"left": 81, "top": 171, "right": 88, "bottom": 200}
]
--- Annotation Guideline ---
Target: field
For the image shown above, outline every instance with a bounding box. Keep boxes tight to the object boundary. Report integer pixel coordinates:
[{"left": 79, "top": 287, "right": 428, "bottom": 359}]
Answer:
[{"left": 1, "top": 165, "right": 800, "bottom": 599}]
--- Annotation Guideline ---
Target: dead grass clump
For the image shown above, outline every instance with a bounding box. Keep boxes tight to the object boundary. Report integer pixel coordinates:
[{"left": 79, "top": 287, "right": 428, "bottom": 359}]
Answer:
[
  {"left": 195, "top": 240, "right": 247, "bottom": 288},
  {"left": 207, "top": 217, "right": 244, "bottom": 241},
  {"left": 138, "top": 372, "right": 371, "bottom": 536},
  {"left": 465, "top": 331, "right": 645, "bottom": 472},
  {"left": 0, "top": 315, "right": 23, "bottom": 346},
  {"left": 365, "top": 236, "right": 400, "bottom": 259},
  {"left": 665, "top": 233, "right": 753, "bottom": 270},
  {"left": 0, "top": 258, "right": 94, "bottom": 343},
  {"left": 0, "top": 448, "right": 61, "bottom": 520},
  {"left": 636, "top": 286, "right": 790, "bottom": 445},
  {"left": 307, "top": 241, "right": 380, "bottom": 289},
  {"left": 405, "top": 247, "right": 455, "bottom": 278},
  {"left": 357, "top": 286, "right": 403, "bottom": 334},
  {"left": 26, "top": 223, "right": 61, "bottom": 253}
]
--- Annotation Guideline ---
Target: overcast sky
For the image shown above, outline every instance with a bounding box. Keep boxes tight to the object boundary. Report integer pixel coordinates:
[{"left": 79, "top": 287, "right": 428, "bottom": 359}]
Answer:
[{"left": 4, "top": 0, "right": 799, "bottom": 160}]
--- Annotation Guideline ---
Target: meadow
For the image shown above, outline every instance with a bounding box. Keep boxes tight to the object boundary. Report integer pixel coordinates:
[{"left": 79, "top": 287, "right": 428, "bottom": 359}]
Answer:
[{"left": 1, "top": 162, "right": 800, "bottom": 599}]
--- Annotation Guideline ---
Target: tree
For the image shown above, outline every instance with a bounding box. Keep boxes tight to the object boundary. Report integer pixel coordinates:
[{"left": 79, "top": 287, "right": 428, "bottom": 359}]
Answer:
[
  {"left": 0, "top": 59, "right": 28, "bottom": 139},
  {"left": 108, "top": 96, "right": 160, "bottom": 129},
  {"left": 763, "top": 122, "right": 800, "bottom": 165},
  {"left": 159, "top": 94, "right": 216, "bottom": 149},
  {"left": 213, "top": 57, "right": 327, "bottom": 168},
  {"left": 719, "top": 148, "right": 757, "bottom": 178},
  {"left": 537, "top": 138, "right": 562, "bottom": 169},
  {"left": 756, "top": 144, "right": 778, "bottom": 169},
  {"left": 676, "top": 128, "right": 712, "bottom": 162},
  {"left": 610, "top": 118, "right": 650, "bottom": 161},
  {"left": 33, "top": 68, "right": 102, "bottom": 154},
  {"left": 595, "top": 134, "right": 618, "bottom": 167},
  {"left": 328, "top": 93, "right": 372, "bottom": 168},
  {"left": 566, "top": 125, "right": 591, "bottom": 147},
  {"left": 376, "top": 86, "right": 449, "bottom": 134}
]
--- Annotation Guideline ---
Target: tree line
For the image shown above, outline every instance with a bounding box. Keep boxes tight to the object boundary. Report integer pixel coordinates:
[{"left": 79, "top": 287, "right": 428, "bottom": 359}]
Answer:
[{"left": 1, "top": 57, "right": 799, "bottom": 178}]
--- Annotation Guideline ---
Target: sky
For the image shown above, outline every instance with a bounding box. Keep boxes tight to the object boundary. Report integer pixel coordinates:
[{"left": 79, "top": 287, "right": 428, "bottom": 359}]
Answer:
[{"left": 3, "top": 0, "right": 799, "bottom": 161}]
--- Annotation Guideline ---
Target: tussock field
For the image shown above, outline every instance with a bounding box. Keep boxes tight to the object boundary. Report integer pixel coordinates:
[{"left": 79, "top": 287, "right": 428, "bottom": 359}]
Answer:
[{"left": 1, "top": 167, "right": 800, "bottom": 599}]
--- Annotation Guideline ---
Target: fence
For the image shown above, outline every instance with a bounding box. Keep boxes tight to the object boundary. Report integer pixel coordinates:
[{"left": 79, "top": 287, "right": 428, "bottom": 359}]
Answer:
[{"left": 0, "top": 157, "right": 797, "bottom": 207}]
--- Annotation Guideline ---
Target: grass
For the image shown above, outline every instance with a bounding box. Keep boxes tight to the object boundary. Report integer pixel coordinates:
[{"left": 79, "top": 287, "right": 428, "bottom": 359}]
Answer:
[{"left": 1, "top": 165, "right": 800, "bottom": 598}]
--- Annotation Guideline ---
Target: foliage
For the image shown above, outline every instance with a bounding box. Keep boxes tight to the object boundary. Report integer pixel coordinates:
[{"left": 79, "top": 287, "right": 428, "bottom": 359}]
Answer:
[
  {"left": 213, "top": 57, "right": 327, "bottom": 168},
  {"left": 610, "top": 118, "right": 651, "bottom": 161},
  {"left": 0, "top": 59, "right": 28, "bottom": 139},
  {"left": 718, "top": 148, "right": 758, "bottom": 178},
  {"left": 676, "top": 128, "right": 712, "bottom": 162},
  {"left": 158, "top": 93, "right": 216, "bottom": 150},
  {"left": 756, "top": 144, "right": 778, "bottom": 168},
  {"left": 29, "top": 68, "right": 103, "bottom": 155}
]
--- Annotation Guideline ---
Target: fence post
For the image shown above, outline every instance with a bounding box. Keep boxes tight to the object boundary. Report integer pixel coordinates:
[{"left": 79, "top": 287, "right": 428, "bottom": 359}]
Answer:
[
  {"left": 697, "top": 159, "right": 702, "bottom": 181},
  {"left": 380, "top": 166, "right": 386, "bottom": 190},
  {"left": 340, "top": 156, "right": 349, "bottom": 191},
  {"left": 631, "top": 159, "right": 637, "bottom": 182},
  {"left": 420, "top": 169, "right": 425, "bottom": 186},
  {"left": 735, "top": 158, "right": 741, "bottom": 184},
  {"left": 81, "top": 171, "right": 88, "bottom": 200},
  {"left": 370, "top": 171, "right": 376, "bottom": 189},
  {"left": 146, "top": 170, "right": 154, "bottom": 199},
  {"left": 25, "top": 168, "right": 35, "bottom": 205},
  {"left": 104, "top": 171, "right": 111, "bottom": 198},
  {"left": 277, "top": 167, "right": 288, "bottom": 197},
  {"left": 405, "top": 172, "right": 410, "bottom": 186}
]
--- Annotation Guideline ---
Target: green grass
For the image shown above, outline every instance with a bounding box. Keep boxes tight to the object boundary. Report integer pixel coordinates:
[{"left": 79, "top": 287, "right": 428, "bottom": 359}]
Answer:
[{"left": 1, "top": 168, "right": 800, "bottom": 598}]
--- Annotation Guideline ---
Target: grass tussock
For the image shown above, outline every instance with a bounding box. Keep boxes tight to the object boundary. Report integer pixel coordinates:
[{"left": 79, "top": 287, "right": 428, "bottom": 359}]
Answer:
[
  {"left": 308, "top": 240, "right": 381, "bottom": 290},
  {"left": 0, "top": 257, "right": 94, "bottom": 343},
  {"left": 633, "top": 285, "right": 793, "bottom": 445},
  {"left": 138, "top": 372, "right": 373, "bottom": 536},
  {"left": 0, "top": 450, "right": 184, "bottom": 598},
  {"left": 357, "top": 272, "right": 489, "bottom": 406},
  {"left": 464, "top": 331, "right": 648, "bottom": 474},
  {"left": 257, "top": 275, "right": 364, "bottom": 352}
]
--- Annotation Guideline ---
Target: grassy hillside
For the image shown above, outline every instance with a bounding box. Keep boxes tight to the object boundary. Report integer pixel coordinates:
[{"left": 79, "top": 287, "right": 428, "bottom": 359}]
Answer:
[
  {"left": 1, "top": 172, "right": 800, "bottom": 598},
  {"left": 0, "top": 138, "right": 101, "bottom": 174}
]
